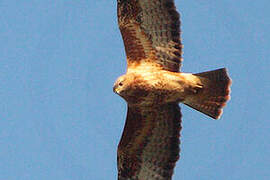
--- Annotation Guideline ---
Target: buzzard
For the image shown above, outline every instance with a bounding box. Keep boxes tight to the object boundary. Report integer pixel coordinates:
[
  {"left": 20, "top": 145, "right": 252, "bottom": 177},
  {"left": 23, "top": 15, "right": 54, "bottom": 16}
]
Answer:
[{"left": 113, "top": 0, "right": 231, "bottom": 179}]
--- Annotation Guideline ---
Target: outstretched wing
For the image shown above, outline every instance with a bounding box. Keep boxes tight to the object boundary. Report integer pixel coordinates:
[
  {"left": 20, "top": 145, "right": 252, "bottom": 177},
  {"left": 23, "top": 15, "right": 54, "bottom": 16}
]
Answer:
[
  {"left": 117, "top": 103, "right": 182, "bottom": 180},
  {"left": 117, "top": 0, "right": 182, "bottom": 72}
]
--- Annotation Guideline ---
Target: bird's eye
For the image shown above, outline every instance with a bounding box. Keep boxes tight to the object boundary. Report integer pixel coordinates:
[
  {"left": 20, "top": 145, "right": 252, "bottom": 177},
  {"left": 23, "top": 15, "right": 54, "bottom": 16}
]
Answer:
[{"left": 119, "top": 82, "right": 123, "bottom": 86}]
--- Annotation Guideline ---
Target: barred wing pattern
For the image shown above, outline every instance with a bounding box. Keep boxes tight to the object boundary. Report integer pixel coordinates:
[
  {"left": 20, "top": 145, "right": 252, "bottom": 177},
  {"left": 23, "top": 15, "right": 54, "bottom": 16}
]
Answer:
[
  {"left": 117, "top": 0, "right": 182, "bottom": 72},
  {"left": 117, "top": 103, "right": 182, "bottom": 180}
]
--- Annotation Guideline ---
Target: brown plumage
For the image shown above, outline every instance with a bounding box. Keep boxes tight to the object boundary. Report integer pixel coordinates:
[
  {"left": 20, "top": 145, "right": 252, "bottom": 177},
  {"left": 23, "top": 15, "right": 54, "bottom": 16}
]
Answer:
[{"left": 114, "top": 0, "right": 232, "bottom": 179}]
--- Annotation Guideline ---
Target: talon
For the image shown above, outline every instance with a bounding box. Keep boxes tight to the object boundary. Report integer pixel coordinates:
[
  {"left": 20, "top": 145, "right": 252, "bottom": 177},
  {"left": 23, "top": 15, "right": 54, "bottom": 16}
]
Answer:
[{"left": 193, "top": 84, "right": 203, "bottom": 94}]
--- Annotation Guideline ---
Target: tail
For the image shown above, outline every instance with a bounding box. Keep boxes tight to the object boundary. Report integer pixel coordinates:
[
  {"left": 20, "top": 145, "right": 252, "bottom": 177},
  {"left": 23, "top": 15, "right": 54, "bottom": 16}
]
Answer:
[{"left": 183, "top": 68, "right": 232, "bottom": 119}]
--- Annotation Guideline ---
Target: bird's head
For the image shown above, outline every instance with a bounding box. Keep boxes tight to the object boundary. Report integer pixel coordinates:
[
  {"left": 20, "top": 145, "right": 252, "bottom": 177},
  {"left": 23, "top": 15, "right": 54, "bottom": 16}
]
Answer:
[{"left": 113, "top": 75, "right": 129, "bottom": 97}]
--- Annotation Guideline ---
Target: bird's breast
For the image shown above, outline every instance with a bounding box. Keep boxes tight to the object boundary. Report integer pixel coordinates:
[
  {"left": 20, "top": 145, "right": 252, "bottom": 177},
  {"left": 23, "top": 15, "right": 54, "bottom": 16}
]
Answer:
[{"left": 123, "top": 71, "right": 186, "bottom": 106}]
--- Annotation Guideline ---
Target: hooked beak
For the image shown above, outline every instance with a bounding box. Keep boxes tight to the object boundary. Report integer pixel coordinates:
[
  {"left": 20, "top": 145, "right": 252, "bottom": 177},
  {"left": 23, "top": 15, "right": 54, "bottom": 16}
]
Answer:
[{"left": 113, "top": 84, "right": 118, "bottom": 93}]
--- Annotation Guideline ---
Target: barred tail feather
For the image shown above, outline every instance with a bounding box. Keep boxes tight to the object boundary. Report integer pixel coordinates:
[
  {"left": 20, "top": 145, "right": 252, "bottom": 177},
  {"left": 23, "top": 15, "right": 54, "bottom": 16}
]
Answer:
[{"left": 183, "top": 68, "right": 231, "bottom": 119}]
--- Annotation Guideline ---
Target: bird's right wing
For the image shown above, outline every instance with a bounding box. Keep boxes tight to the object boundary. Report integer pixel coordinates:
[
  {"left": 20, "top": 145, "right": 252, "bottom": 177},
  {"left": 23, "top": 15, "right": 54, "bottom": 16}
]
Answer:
[{"left": 117, "top": 103, "right": 182, "bottom": 180}]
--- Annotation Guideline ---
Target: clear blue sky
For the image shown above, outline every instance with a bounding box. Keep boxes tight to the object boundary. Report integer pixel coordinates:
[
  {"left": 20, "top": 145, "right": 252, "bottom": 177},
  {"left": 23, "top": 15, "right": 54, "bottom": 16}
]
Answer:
[{"left": 0, "top": 1, "right": 269, "bottom": 180}]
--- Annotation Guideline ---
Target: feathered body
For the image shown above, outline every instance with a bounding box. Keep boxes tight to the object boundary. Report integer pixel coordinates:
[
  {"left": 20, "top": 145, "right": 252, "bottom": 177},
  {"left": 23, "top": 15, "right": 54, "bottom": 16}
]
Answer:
[
  {"left": 114, "top": 65, "right": 203, "bottom": 106},
  {"left": 114, "top": 0, "right": 231, "bottom": 179}
]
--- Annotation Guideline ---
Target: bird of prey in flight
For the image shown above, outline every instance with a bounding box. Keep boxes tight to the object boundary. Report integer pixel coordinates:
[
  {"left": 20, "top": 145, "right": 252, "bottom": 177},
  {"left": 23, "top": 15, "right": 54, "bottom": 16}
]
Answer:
[{"left": 113, "top": 0, "right": 231, "bottom": 179}]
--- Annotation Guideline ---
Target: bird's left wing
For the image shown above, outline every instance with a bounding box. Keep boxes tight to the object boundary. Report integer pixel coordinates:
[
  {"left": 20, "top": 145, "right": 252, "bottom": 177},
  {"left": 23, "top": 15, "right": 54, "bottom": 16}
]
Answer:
[
  {"left": 117, "top": 0, "right": 182, "bottom": 72},
  {"left": 117, "top": 103, "right": 182, "bottom": 180}
]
